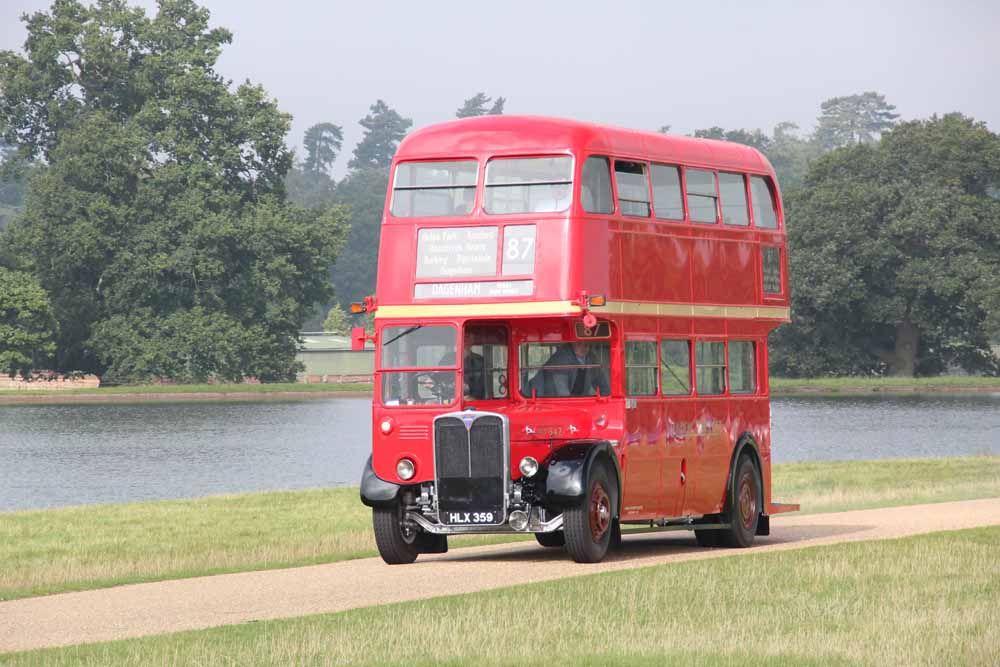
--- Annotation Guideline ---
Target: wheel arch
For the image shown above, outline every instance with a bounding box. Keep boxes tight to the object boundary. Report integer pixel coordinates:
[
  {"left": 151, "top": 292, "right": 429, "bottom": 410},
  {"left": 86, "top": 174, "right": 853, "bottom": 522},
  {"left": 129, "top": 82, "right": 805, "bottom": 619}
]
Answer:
[
  {"left": 544, "top": 439, "right": 622, "bottom": 516},
  {"left": 360, "top": 455, "right": 402, "bottom": 508},
  {"left": 728, "top": 432, "right": 765, "bottom": 509}
]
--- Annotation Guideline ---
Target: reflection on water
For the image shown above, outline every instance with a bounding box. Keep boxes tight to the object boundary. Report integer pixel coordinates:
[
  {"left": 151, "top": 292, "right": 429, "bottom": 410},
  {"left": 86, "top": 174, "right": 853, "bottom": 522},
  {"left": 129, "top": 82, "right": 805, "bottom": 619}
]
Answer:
[{"left": 1, "top": 393, "right": 997, "bottom": 511}]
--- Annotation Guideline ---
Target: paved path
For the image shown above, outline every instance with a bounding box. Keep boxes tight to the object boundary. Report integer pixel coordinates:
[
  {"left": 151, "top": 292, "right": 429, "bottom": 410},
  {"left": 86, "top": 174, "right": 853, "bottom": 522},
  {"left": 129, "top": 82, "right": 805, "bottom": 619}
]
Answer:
[{"left": 2, "top": 498, "right": 998, "bottom": 654}]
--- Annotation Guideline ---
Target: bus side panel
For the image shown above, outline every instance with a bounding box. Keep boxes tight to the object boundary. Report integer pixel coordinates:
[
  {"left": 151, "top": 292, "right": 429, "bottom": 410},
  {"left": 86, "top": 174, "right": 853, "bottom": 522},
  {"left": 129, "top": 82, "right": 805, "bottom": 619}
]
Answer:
[
  {"left": 618, "top": 233, "right": 691, "bottom": 303},
  {"left": 621, "top": 397, "right": 663, "bottom": 520}
]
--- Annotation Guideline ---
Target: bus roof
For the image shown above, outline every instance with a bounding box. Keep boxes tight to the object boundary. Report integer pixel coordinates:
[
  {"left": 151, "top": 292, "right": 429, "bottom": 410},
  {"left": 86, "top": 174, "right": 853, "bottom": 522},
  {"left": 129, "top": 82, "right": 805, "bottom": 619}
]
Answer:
[{"left": 395, "top": 115, "right": 775, "bottom": 176}]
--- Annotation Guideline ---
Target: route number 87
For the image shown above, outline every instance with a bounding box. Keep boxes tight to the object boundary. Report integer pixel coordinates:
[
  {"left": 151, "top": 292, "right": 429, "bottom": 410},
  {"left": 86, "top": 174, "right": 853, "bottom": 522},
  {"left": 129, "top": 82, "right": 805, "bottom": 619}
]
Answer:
[{"left": 506, "top": 236, "right": 534, "bottom": 261}]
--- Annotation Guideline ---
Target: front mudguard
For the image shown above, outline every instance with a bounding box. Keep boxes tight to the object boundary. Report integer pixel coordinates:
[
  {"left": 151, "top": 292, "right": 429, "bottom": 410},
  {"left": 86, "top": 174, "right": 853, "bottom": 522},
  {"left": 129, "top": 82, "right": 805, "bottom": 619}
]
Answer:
[
  {"left": 543, "top": 440, "right": 621, "bottom": 512},
  {"left": 360, "top": 456, "right": 401, "bottom": 508}
]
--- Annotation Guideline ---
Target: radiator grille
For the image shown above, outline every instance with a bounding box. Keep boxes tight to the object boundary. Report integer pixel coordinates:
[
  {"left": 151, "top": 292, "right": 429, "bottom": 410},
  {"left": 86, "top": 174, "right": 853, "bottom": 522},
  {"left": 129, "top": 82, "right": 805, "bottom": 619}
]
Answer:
[{"left": 434, "top": 412, "right": 506, "bottom": 524}]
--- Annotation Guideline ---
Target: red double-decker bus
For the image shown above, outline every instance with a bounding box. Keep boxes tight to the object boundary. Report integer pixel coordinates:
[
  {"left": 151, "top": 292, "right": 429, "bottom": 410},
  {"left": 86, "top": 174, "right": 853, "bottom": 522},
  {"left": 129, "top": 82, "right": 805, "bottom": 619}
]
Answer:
[{"left": 357, "top": 116, "right": 797, "bottom": 564}]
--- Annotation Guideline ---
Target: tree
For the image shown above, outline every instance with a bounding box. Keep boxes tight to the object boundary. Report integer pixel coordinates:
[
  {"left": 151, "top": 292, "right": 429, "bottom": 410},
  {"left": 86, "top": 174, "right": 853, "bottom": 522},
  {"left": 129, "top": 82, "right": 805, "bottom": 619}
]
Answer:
[
  {"left": 302, "top": 122, "right": 343, "bottom": 175},
  {"left": 815, "top": 91, "right": 900, "bottom": 151},
  {"left": 322, "top": 303, "right": 350, "bottom": 334},
  {"left": 285, "top": 123, "right": 339, "bottom": 210},
  {"left": 330, "top": 167, "right": 390, "bottom": 307},
  {"left": 0, "top": 266, "right": 56, "bottom": 377},
  {"left": 657, "top": 125, "right": 671, "bottom": 134},
  {"left": 348, "top": 100, "right": 412, "bottom": 170},
  {"left": 766, "top": 122, "right": 822, "bottom": 193},
  {"left": 772, "top": 114, "right": 1000, "bottom": 377},
  {"left": 455, "top": 92, "right": 505, "bottom": 118},
  {"left": 0, "top": 0, "right": 347, "bottom": 381},
  {"left": 693, "top": 126, "right": 772, "bottom": 153},
  {"left": 0, "top": 140, "right": 27, "bottom": 231}
]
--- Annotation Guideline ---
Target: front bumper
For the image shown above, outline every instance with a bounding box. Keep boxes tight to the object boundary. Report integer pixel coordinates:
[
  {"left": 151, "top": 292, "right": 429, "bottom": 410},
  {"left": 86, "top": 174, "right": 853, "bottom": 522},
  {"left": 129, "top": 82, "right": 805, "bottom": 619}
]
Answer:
[{"left": 406, "top": 509, "right": 564, "bottom": 535}]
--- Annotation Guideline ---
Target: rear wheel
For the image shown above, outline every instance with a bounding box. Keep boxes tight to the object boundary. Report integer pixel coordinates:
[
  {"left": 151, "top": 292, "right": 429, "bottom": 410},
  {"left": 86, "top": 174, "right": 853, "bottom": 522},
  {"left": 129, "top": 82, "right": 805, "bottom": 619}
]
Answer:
[
  {"left": 535, "top": 531, "right": 566, "bottom": 548},
  {"left": 372, "top": 502, "right": 419, "bottom": 564},
  {"left": 563, "top": 462, "right": 616, "bottom": 563},
  {"left": 718, "top": 454, "right": 761, "bottom": 548}
]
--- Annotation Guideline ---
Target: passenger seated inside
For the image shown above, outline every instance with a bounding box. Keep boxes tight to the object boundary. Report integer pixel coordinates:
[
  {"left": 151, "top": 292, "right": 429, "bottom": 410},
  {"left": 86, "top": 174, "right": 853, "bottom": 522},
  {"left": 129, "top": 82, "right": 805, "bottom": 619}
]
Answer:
[{"left": 528, "top": 341, "right": 610, "bottom": 397}]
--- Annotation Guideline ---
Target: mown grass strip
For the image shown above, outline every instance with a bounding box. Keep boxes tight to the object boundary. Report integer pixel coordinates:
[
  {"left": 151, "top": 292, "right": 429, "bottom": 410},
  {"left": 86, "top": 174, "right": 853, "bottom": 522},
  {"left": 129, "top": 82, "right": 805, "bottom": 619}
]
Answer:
[
  {"left": 1, "top": 455, "right": 997, "bottom": 602},
  {"left": 8, "top": 527, "right": 999, "bottom": 665},
  {"left": 770, "top": 375, "right": 1000, "bottom": 394},
  {"left": 0, "top": 382, "right": 373, "bottom": 397}
]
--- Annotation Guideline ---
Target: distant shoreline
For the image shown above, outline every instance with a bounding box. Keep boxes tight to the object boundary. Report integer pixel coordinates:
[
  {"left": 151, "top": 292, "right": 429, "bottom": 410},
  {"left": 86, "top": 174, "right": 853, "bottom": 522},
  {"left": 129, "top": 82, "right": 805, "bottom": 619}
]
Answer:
[{"left": 0, "top": 377, "right": 997, "bottom": 405}]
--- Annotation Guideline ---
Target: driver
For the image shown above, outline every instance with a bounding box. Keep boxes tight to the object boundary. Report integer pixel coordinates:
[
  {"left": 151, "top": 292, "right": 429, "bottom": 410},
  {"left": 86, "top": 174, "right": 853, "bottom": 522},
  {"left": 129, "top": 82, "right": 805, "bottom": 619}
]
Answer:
[
  {"left": 423, "top": 348, "right": 486, "bottom": 401},
  {"left": 538, "top": 341, "right": 611, "bottom": 397}
]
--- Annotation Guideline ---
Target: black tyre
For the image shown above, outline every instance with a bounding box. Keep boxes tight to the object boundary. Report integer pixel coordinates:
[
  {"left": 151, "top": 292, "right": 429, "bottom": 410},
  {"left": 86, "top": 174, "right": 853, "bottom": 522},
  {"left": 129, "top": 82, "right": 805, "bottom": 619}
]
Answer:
[
  {"left": 535, "top": 531, "right": 566, "bottom": 548},
  {"left": 563, "top": 462, "right": 617, "bottom": 563},
  {"left": 718, "top": 454, "right": 761, "bottom": 548},
  {"left": 694, "top": 529, "right": 721, "bottom": 547},
  {"left": 610, "top": 518, "right": 622, "bottom": 550},
  {"left": 372, "top": 503, "right": 419, "bottom": 564}
]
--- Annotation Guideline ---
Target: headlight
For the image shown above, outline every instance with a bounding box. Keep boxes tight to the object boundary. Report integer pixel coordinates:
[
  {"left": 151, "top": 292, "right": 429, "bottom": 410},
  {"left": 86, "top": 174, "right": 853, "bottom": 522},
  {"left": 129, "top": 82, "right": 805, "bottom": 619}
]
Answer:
[
  {"left": 396, "top": 458, "right": 415, "bottom": 480},
  {"left": 380, "top": 418, "right": 393, "bottom": 435},
  {"left": 519, "top": 456, "right": 539, "bottom": 478}
]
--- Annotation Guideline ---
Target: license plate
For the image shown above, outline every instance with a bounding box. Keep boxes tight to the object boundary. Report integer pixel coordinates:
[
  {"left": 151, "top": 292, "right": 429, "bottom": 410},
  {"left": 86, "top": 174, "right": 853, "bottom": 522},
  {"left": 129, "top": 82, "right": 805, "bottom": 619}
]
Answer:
[{"left": 442, "top": 510, "right": 500, "bottom": 525}]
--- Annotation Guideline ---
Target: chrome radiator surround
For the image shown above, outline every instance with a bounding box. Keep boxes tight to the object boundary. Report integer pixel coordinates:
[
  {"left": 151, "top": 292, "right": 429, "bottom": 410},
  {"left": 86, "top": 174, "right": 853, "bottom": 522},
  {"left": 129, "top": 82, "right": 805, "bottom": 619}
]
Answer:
[{"left": 432, "top": 410, "right": 510, "bottom": 527}]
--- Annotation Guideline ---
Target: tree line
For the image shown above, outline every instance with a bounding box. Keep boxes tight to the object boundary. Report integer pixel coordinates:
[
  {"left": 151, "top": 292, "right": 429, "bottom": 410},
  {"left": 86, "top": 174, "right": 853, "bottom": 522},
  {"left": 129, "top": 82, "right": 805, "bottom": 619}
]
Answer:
[{"left": 1, "top": 1, "right": 997, "bottom": 381}]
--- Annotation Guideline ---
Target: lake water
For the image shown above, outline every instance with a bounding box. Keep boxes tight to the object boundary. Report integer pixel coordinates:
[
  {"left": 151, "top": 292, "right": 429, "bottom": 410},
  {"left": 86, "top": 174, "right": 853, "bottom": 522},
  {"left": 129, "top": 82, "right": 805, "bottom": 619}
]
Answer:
[{"left": 1, "top": 394, "right": 997, "bottom": 511}]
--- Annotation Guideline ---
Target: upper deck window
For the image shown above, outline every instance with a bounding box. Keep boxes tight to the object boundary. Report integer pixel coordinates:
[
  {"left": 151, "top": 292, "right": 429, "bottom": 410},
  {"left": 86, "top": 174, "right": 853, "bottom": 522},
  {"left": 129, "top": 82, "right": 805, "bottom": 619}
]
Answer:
[
  {"left": 391, "top": 160, "right": 478, "bottom": 218},
  {"left": 484, "top": 156, "right": 573, "bottom": 214},
  {"left": 750, "top": 176, "right": 779, "bottom": 228},
  {"left": 581, "top": 156, "right": 614, "bottom": 214},
  {"left": 719, "top": 172, "right": 749, "bottom": 226},
  {"left": 686, "top": 169, "right": 719, "bottom": 223},
  {"left": 651, "top": 164, "right": 684, "bottom": 220},
  {"left": 614, "top": 161, "right": 651, "bottom": 217}
]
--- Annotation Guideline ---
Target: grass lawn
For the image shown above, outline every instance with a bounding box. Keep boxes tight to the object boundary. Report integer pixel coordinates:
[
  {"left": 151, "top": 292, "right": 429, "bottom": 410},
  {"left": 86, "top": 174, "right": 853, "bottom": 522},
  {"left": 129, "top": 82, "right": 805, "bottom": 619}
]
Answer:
[
  {"left": 1, "top": 455, "right": 997, "bottom": 602},
  {"left": 8, "top": 526, "right": 998, "bottom": 666},
  {"left": 0, "top": 382, "right": 373, "bottom": 397},
  {"left": 770, "top": 375, "right": 1000, "bottom": 394}
]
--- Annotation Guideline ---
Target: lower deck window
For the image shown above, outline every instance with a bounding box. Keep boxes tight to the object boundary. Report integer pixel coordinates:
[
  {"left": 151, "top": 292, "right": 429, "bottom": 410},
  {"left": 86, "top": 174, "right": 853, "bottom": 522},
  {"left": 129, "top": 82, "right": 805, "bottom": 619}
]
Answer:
[
  {"left": 625, "top": 341, "right": 657, "bottom": 396},
  {"left": 729, "top": 341, "right": 756, "bottom": 393},
  {"left": 695, "top": 341, "right": 726, "bottom": 395},
  {"left": 380, "top": 325, "right": 457, "bottom": 406},
  {"left": 660, "top": 339, "right": 691, "bottom": 395},
  {"left": 382, "top": 371, "right": 456, "bottom": 406},
  {"left": 520, "top": 341, "right": 611, "bottom": 397}
]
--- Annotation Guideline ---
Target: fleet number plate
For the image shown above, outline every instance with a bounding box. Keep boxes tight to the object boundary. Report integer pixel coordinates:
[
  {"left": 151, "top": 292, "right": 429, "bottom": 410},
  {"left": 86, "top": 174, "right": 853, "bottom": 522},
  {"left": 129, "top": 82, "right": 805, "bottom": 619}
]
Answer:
[{"left": 443, "top": 511, "right": 498, "bottom": 525}]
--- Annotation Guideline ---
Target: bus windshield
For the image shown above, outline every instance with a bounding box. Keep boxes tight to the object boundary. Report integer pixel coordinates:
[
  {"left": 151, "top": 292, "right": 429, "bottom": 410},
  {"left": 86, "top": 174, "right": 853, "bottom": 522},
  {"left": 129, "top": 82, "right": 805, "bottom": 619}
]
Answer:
[
  {"left": 391, "top": 160, "right": 477, "bottom": 218},
  {"left": 381, "top": 325, "right": 457, "bottom": 406},
  {"left": 519, "top": 340, "right": 611, "bottom": 398}
]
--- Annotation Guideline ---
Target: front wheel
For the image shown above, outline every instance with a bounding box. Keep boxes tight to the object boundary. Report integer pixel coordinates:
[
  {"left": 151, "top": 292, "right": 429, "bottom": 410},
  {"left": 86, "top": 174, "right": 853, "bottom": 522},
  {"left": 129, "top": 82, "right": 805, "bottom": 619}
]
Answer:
[
  {"left": 372, "top": 503, "right": 419, "bottom": 564},
  {"left": 535, "top": 531, "right": 566, "bottom": 548},
  {"left": 563, "top": 462, "right": 616, "bottom": 563},
  {"left": 718, "top": 454, "right": 761, "bottom": 548}
]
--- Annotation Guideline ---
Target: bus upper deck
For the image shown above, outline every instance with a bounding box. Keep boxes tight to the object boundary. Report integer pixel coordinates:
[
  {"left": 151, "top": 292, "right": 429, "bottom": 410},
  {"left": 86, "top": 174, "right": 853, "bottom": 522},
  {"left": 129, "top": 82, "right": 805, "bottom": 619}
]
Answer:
[{"left": 375, "top": 115, "right": 788, "bottom": 321}]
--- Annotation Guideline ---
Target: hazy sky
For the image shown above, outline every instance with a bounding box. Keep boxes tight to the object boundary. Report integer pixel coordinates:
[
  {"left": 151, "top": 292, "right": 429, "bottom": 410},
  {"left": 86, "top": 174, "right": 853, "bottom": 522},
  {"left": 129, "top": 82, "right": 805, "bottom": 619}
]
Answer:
[{"left": 3, "top": 1, "right": 998, "bottom": 176}]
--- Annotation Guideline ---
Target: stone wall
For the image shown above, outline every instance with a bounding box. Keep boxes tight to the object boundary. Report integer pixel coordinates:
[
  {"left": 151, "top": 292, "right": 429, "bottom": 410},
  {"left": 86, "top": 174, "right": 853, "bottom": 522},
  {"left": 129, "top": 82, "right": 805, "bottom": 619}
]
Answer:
[{"left": 0, "top": 373, "right": 101, "bottom": 391}]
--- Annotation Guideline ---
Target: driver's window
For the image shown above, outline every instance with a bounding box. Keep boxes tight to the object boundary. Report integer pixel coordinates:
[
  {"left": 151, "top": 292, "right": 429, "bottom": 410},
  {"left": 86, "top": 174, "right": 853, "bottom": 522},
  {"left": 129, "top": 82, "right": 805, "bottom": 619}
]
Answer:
[{"left": 463, "top": 325, "right": 509, "bottom": 400}]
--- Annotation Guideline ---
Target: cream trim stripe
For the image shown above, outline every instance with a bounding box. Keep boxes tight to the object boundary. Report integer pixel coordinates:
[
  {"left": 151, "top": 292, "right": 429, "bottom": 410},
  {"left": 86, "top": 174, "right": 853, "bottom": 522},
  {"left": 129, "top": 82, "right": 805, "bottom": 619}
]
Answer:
[
  {"left": 592, "top": 302, "right": 790, "bottom": 320},
  {"left": 376, "top": 300, "right": 790, "bottom": 321},
  {"left": 376, "top": 301, "right": 580, "bottom": 318}
]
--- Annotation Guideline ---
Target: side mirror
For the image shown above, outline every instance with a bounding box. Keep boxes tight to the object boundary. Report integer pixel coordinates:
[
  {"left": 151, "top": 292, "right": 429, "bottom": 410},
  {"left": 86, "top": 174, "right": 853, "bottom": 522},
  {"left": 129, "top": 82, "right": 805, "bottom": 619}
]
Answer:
[{"left": 351, "top": 327, "right": 367, "bottom": 351}]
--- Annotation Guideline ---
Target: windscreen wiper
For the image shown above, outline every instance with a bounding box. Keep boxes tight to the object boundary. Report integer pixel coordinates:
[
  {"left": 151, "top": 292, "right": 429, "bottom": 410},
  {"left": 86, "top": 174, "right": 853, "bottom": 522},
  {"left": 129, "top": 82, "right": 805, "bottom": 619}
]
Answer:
[{"left": 382, "top": 324, "right": 423, "bottom": 348}]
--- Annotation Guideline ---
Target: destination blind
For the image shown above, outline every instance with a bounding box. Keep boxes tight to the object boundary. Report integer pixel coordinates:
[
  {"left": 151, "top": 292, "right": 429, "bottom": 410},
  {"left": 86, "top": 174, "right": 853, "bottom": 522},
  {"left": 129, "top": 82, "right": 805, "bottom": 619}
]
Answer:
[{"left": 414, "top": 225, "right": 537, "bottom": 299}]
